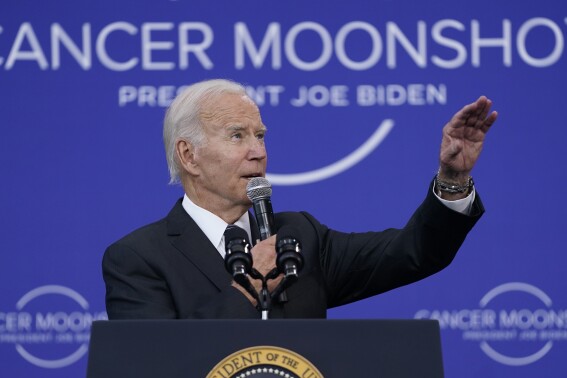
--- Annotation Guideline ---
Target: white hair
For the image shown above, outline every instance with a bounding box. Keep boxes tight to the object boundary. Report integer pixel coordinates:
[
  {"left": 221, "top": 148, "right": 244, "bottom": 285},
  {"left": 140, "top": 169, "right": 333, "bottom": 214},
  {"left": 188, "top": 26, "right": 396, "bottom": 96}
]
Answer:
[{"left": 163, "top": 79, "right": 248, "bottom": 184}]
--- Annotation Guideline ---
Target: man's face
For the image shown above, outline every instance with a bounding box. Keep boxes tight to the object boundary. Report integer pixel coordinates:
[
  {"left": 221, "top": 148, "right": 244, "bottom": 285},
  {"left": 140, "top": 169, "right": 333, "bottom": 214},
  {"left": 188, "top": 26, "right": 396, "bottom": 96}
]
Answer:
[{"left": 190, "top": 93, "right": 267, "bottom": 211}]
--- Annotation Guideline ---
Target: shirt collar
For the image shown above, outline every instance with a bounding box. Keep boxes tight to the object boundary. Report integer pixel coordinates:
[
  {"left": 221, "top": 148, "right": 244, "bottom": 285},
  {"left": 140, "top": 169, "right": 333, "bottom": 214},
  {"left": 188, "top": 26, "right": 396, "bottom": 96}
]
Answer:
[{"left": 181, "top": 194, "right": 252, "bottom": 254}]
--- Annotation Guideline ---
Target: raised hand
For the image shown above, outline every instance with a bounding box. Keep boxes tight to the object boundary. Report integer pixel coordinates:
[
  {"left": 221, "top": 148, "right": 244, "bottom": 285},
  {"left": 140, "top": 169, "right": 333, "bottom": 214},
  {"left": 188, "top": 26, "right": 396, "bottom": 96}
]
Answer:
[{"left": 439, "top": 96, "right": 498, "bottom": 183}]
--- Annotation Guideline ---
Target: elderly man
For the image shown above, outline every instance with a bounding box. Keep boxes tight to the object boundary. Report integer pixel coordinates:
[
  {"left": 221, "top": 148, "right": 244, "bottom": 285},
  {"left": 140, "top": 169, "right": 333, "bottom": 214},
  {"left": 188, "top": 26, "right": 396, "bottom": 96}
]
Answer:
[{"left": 103, "top": 79, "right": 497, "bottom": 319}]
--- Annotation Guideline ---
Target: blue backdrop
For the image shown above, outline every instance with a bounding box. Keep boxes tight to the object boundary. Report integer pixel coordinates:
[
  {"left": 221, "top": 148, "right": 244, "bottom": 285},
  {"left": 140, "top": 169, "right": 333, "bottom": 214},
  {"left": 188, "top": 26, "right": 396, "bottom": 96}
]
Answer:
[{"left": 1, "top": 0, "right": 566, "bottom": 376}]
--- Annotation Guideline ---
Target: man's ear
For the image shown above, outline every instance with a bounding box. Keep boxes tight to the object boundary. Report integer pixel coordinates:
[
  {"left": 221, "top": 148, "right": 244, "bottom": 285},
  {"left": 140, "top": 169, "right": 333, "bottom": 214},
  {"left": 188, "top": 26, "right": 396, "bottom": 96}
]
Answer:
[{"left": 175, "top": 139, "right": 199, "bottom": 176}]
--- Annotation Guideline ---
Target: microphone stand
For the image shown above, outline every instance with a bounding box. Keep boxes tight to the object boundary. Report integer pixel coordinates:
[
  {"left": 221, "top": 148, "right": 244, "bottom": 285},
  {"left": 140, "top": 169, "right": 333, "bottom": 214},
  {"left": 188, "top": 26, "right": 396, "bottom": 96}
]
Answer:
[
  {"left": 245, "top": 268, "right": 298, "bottom": 320},
  {"left": 250, "top": 268, "right": 272, "bottom": 320},
  {"left": 270, "top": 274, "right": 297, "bottom": 302},
  {"left": 233, "top": 273, "right": 260, "bottom": 307}
]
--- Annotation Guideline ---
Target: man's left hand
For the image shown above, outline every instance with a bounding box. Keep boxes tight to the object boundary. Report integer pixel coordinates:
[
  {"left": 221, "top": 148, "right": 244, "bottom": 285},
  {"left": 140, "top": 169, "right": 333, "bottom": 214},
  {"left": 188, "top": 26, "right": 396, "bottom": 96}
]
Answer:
[{"left": 439, "top": 96, "right": 498, "bottom": 183}]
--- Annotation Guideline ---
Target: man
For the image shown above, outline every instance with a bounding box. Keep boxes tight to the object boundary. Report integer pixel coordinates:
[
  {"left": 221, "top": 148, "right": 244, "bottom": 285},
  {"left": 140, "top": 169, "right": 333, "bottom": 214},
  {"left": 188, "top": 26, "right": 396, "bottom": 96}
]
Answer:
[{"left": 103, "top": 79, "right": 497, "bottom": 319}]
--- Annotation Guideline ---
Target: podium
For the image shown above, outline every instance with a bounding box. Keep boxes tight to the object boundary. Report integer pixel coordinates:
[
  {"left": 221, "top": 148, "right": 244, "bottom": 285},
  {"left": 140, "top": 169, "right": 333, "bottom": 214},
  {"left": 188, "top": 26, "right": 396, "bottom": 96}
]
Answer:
[{"left": 87, "top": 319, "right": 444, "bottom": 378}]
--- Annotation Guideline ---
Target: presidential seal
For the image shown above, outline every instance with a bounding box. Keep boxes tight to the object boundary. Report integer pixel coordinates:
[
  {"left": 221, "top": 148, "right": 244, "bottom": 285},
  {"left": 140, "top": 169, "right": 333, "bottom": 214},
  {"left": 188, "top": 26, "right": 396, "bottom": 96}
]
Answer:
[{"left": 207, "top": 346, "right": 323, "bottom": 378}]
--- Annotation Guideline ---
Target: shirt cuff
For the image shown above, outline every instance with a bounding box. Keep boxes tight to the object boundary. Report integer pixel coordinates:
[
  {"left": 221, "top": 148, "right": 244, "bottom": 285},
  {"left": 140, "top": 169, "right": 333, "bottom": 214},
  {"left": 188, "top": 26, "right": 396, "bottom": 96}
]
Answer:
[{"left": 432, "top": 183, "right": 476, "bottom": 215}]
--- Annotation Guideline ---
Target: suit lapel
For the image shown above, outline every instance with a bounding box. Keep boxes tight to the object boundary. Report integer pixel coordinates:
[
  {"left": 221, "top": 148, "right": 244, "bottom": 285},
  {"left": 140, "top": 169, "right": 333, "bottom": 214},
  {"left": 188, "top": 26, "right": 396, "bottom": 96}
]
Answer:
[{"left": 165, "top": 199, "right": 231, "bottom": 291}]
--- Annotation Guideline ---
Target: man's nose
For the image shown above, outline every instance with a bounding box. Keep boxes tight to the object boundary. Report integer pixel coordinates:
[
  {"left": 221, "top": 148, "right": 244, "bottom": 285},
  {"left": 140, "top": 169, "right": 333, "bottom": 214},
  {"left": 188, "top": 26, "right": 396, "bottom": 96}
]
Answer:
[{"left": 247, "top": 138, "right": 267, "bottom": 160}]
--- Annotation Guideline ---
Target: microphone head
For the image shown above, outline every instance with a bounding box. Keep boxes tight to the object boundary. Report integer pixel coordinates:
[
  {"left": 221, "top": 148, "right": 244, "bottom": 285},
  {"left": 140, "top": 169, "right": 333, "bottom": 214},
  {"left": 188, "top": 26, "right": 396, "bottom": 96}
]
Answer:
[
  {"left": 276, "top": 225, "right": 304, "bottom": 275},
  {"left": 276, "top": 225, "right": 300, "bottom": 247},
  {"left": 224, "top": 225, "right": 251, "bottom": 256},
  {"left": 246, "top": 177, "right": 272, "bottom": 202},
  {"left": 224, "top": 224, "right": 249, "bottom": 244},
  {"left": 224, "top": 225, "right": 252, "bottom": 275}
]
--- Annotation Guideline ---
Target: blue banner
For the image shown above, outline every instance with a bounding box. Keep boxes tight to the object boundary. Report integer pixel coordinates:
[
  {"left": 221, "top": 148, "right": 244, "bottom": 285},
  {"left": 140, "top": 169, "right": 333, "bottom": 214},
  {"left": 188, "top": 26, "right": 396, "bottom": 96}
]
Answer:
[{"left": 1, "top": 0, "right": 566, "bottom": 376}]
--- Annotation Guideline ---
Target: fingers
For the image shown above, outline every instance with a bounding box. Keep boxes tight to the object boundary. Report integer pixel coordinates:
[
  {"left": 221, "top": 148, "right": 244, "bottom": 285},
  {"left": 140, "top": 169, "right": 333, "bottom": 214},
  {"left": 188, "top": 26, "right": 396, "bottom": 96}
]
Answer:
[
  {"left": 466, "top": 97, "right": 488, "bottom": 126},
  {"left": 473, "top": 97, "right": 498, "bottom": 133},
  {"left": 253, "top": 235, "right": 276, "bottom": 249},
  {"left": 457, "top": 96, "right": 483, "bottom": 117},
  {"left": 480, "top": 110, "right": 498, "bottom": 133},
  {"left": 250, "top": 236, "right": 277, "bottom": 276},
  {"left": 476, "top": 97, "right": 491, "bottom": 123},
  {"left": 451, "top": 96, "right": 497, "bottom": 132}
]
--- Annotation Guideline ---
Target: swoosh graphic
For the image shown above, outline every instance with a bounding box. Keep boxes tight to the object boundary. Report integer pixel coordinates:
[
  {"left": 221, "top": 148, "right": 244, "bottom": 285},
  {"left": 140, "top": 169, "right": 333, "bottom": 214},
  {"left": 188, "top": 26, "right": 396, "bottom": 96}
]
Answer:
[
  {"left": 480, "top": 341, "right": 553, "bottom": 366},
  {"left": 267, "top": 119, "right": 394, "bottom": 186},
  {"left": 16, "top": 343, "right": 89, "bottom": 369}
]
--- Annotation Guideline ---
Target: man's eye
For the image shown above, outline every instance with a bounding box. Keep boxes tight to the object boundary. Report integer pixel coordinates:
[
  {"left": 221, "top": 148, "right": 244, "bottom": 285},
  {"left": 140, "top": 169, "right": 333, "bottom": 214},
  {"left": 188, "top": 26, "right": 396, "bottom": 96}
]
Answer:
[
  {"left": 231, "top": 133, "right": 242, "bottom": 140},
  {"left": 256, "top": 133, "right": 265, "bottom": 140}
]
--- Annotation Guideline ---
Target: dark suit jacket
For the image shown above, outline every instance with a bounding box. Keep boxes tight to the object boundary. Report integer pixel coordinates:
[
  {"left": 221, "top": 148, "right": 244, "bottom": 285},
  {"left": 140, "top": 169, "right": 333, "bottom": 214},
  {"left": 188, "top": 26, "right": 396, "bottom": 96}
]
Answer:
[{"left": 103, "top": 186, "right": 484, "bottom": 319}]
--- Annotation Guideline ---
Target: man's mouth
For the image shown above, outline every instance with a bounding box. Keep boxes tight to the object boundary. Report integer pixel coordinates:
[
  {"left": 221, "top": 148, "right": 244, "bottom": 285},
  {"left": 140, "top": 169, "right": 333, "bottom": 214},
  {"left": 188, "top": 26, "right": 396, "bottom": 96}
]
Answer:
[{"left": 242, "top": 173, "right": 263, "bottom": 180}]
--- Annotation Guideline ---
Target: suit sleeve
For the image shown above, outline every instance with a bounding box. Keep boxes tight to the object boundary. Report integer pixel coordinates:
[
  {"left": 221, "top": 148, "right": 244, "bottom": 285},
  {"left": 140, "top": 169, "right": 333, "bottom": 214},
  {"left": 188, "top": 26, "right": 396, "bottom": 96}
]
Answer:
[{"left": 308, "top": 183, "right": 485, "bottom": 308}]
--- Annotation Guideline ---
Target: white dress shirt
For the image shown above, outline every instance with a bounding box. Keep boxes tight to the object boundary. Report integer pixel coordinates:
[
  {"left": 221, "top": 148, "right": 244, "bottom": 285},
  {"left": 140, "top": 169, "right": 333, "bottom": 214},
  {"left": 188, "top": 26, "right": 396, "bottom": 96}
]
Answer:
[
  {"left": 434, "top": 185, "right": 475, "bottom": 215},
  {"left": 182, "top": 194, "right": 252, "bottom": 258}
]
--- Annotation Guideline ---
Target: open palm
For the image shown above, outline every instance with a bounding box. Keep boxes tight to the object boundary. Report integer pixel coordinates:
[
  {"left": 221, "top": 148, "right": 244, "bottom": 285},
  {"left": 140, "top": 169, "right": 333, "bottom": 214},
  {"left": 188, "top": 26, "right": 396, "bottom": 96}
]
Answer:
[{"left": 439, "top": 96, "right": 498, "bottom": 180}]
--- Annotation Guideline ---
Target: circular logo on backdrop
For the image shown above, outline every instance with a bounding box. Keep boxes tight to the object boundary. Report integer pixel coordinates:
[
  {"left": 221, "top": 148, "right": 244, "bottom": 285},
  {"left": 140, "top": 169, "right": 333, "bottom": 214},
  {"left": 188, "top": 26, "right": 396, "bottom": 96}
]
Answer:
[
  {"left": 0, "top": 285, "right": 107, "bottom": 368},
  {"left": 206, "top": 346, "right": 323, "bottom": 378},
  {"left": 414, "top": 282, "right": 567, "bottom": 366}
]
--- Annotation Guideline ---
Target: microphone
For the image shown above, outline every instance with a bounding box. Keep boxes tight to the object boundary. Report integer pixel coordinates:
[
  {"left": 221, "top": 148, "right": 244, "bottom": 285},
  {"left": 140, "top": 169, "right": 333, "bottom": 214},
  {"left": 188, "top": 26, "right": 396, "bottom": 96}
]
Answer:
[
  {"left": 275, "top": 226, "right": 304, "bottom": 278},
  {"left": 246, "top": 177, "right": 274, "bottom": 241},
  {"left": 246, "top": 177, "right": 288, "bottom": 304},
  {"left": 224, "top": 225, "right": 261, "bottom": 306},
  {"left": 224, "top": 225, "right": 253, "bottom": 278}
]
